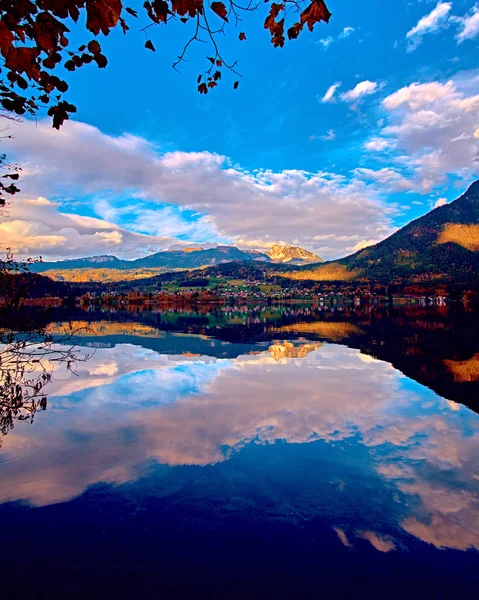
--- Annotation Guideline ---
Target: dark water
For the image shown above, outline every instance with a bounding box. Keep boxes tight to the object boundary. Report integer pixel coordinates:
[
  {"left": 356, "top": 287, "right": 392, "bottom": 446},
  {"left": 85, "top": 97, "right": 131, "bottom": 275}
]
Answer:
[{"left": 1, "top": 304, "right": 478, "bottom": 598}]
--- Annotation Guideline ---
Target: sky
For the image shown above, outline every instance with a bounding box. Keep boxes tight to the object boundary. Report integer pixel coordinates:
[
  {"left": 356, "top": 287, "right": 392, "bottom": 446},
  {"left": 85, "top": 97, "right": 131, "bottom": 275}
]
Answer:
[{"left": 1, "top": 0, "right": 479, "bottom": 261}]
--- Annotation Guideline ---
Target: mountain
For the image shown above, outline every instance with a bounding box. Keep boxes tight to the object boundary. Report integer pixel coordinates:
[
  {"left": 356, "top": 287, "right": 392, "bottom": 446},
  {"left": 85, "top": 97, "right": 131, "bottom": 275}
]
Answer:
[
  {"left": 30, "top": 246, "right": 275, "bottom": 282},
  {"left": 285, "top": 181, "right": 479, "bottom": 287},
  {"left": 268, "top": 245, "right": 323, "bottom": 265}
]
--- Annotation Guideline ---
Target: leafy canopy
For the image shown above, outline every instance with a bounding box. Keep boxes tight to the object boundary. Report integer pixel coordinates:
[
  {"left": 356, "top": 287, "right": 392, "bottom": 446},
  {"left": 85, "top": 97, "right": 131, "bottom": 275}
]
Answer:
[{"left": 0, "top": 0, "right": 332, "bottom": 130}]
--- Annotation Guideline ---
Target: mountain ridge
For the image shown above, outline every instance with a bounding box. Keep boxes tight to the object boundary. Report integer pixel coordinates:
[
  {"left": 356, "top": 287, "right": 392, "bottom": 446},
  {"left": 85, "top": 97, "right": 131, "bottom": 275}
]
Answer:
[
  {"left": 284, "top": 180, "right": 479, "bottom": 285},
  {"left": 30, "top": 244, "right": 322, "bottom": 282}
]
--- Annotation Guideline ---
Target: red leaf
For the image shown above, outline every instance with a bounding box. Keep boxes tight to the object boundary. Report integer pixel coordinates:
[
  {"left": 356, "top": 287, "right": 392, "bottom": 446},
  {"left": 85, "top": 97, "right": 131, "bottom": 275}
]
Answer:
[
  {"left": 239, "top": 32, "right": 246, "bottom": 41},
  {"left": 287, "top": 22, "right": 303, "bottom": 40},
  {"left": 47, "top": 100, "right": 77, "bottom": 130},
  {"left": 211, "top": 2, "right": 228, "bottom": 21},
  {"left": 93, "top": 53, "right": 108, "bottom": 68},
  {"left": 0, "top": 20, "right": 14, "bottom": 58},
  {"left": 171, "top": 0, "right": 204, "bottom": 18},
  {"left": 300, "top": 0, "right": 332, "bottom": 33},
  {"left": 86, "top": 0, "right": 122, "bottom": 36},
  {"left": 216, "top": 59, "right": 222, "bottom": 67},
  {"left": 126, "top": 7, "right": 138, "bottom": 17},
  {"left": 145, "top": 39, "right": 155, "bottom": 51},
  {"left": 198, "top": 82, "right": 208, "bottom": 94},
  {"left": 207, "top": 81, "right": 217, "bottom": 88},
  {"left": 5, "top": 47, "right": 41, "bottom": 82},
  {"left": 87, "top": 40, "right": 101, "bottom": 54}
]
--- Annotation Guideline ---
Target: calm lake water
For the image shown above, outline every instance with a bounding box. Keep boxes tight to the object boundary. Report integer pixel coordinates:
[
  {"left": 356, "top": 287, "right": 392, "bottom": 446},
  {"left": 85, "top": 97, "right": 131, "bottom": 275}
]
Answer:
[{"left": 1, "top": 304, "right": 478, "bottom": 598}]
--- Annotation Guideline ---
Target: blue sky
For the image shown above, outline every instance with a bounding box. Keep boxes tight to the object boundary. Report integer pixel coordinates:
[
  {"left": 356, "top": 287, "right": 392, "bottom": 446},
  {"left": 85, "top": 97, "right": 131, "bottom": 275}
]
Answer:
[{"left": 2, "top": 0, "right": 479, "bottom": 260}]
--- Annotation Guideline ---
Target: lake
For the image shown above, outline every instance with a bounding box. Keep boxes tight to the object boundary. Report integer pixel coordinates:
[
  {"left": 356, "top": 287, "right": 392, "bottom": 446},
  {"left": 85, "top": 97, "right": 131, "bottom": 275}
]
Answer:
[{"left": 1, "top": 303, "right": 478, "bottom": 598}]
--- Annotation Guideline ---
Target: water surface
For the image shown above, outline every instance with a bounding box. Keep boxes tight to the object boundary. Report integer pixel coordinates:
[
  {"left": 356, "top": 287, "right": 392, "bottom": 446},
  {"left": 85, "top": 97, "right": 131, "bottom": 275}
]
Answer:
[{"left": 1, "top": 305, "right": 478, "bottom": 598}]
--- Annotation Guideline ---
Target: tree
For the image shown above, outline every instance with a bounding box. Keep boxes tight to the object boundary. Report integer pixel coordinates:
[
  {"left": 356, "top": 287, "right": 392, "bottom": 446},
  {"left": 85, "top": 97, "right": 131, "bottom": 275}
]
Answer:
[
  {"left": 0, "top": 251, "right": 90, "bottom": 446},
  {"left": 0, "top": 0, "right": 332, "bottom": 130}
]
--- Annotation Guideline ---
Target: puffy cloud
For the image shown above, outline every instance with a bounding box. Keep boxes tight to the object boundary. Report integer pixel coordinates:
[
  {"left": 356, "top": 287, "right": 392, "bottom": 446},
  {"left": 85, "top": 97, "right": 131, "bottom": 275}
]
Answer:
[
  {"left": 0, "top": 196, "right": 179, "bottom": 260},
  {"left": 434, "top": 197, "right": 448, "bottom": 208},
  {"left": 364, "top": 138, "right": 392, "bottom": 152},
  {"left": 320, "top": 82, "right": 341, "bottom": 103},
  {"left": 406, "top": 2, "right": 452, "bottom": 51},
  {"left": 355, "top": 167, "right": 414, "bottom": 192},
  {"left": 456, "top": 3, "right": 479, "bottom": 43},
  {"left": 5, "top": 119, "right": 394, "bottom": 259},
  {"left": 341, "top": 80, "right": 378, "bottom": 102},
  {"left": 365, "top": 74, "right": 479, "bottom": 192}
]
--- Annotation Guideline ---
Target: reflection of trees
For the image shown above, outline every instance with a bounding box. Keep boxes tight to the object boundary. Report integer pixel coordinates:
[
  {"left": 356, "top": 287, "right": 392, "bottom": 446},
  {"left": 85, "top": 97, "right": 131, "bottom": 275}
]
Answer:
[
  {"left": 1, "top": 252, "right": 90, "bottom": 445},
  {"left": 0, "top": 326, "right": 90, "bottom": 446}
]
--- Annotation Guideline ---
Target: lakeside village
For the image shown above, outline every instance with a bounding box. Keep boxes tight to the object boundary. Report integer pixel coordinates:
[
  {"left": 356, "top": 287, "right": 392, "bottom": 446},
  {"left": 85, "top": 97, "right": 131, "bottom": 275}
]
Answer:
[{"left": 7, "top": 277, "right": 456, "bottom": 309}]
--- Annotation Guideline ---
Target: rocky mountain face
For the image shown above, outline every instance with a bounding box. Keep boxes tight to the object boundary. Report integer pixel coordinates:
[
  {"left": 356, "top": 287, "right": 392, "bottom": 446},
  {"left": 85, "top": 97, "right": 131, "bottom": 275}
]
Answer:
[
  {"left": 285, "top": 180, "right": 479, "bottom": 285},
  {"left": 267, "top": 245, "right": 323, "bottom": 265}
]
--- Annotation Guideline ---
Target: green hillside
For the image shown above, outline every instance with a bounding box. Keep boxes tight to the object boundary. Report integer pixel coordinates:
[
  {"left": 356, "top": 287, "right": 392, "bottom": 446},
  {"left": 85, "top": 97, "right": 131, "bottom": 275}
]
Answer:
[{"left": 285, "top": 181, "right": 479, "bottom": 286}]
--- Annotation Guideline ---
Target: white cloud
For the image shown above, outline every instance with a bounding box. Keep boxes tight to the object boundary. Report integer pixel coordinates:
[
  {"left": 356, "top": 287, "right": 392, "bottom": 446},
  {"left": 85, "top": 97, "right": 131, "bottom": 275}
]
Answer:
[
  {"left": 341, "top": 80, "right": 378, "bottom": 102},
  {"left": 456, "top": 3, "right": 479, "bottom": 42},
  {"left": 320, "top": 129, "right": 336, "bottom": 141},
  {"left": 339, "top": 26, "right": 355, "bottom": 39},
  {"left": 406, "top": 2, "right": 452, "bottom": 50},
  {"left": 320, "top": 82, "right": 341, "bottom": 103},
  {"left": 355, "top": 167, "right": 414, "bottom": 192},
  {"left": 317, "top": 26, "right": 355, "bottom": 48},
  {"left": 364, "top": 138, "right": 392, "bottom": 152},
  {"left": 366, "top": 73, "right": 479, "bottom": 192},
  {"left": 0, "top": 196, "right": 179, "bottom": 260},
  {"left": 434, "top": 197, "right": 448, "bottom": 208},
  {"left": 5, "top": 120, "right": 394, "bottom": 260}
]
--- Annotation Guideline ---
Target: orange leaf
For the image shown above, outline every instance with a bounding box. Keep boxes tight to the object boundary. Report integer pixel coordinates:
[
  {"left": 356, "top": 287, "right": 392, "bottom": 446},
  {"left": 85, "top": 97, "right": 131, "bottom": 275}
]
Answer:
[{"left": 300, "top": 0, "right": 332, "bottom": 33}]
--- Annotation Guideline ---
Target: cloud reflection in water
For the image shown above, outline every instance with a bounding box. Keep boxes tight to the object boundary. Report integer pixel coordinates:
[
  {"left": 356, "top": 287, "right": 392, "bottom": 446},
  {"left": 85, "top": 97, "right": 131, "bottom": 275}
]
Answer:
[{"left": 0, "top": 341, "right": 478, "bottom": 551}]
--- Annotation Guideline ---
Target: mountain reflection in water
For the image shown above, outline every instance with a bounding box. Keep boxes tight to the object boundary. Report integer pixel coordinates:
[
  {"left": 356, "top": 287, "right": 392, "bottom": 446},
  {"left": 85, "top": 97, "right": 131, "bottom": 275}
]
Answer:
[{"left": 0, "top": 304, "right": 478, "bottom": 598}]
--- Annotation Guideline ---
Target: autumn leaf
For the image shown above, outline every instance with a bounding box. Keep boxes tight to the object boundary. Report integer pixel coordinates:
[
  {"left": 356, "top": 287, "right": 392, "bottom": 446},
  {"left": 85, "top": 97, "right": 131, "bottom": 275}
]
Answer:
[
  {"left": 145, "top": 39, "right": 156, "bottom": 51},
  {"left": 126, "top": 7, "right": 138, "bottom": 17},
  {"left": 47, "top": 100, "right": 77, "bottom": 130},
  {"left": 207, "top": 80, "right": 217, "bottom": 88},
  {"left": 264, "top": 3, "right": 284, "bottom": 33},
  {"left": 287, "top": 22, "right": 303, "bottom": 40},
  {"left": 239, "top": 32, "right": 246, "bottom": 41},
  {"left": 171, "top": 0, "right": 204, "bottom": 18},
  {"left": 5, "top": 48, "right": 41, "bottom": 81},
  {"left": 198, "top": 82, "right": 208, "bottom": 94},
  {"left": 300, "top": 0, "right": 332, "bottom": 33},
  {"left": 0, "top": 20, "right": 14, "bottom": 58},
  {"left": 233, "top": 80, "right": 239, "bottom": 89},
  {"left": 87, "top": 40, "right": 101, "bottom": 54},
  {"left": 86, "top": 0, "right": 123, "bottom": 36},
  {"left": 211, "top": 2, "right": 228, "bottom": 21},
  {"left": 93, "top": 53, "right": 108, "bottom": 68}
]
